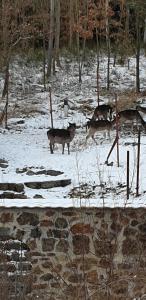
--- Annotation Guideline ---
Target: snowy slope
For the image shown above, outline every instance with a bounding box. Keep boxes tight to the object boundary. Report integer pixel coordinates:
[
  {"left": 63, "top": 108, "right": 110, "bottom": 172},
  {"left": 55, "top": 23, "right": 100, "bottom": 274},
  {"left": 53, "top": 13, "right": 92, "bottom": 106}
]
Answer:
[{"left": 0, "top": 54, "right": 146, "bottom": 207}]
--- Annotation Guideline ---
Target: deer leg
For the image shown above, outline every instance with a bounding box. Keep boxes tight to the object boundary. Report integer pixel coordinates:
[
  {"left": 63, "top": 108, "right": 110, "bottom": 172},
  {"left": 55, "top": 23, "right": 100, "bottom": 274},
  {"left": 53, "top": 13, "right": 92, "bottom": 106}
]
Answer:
[
  {"left": 67, "top": 143, "right": 70, "bottom": 154},
  {"left": 86, "top": 134, "right": 90, "bottom": 142},
  {"left": 62, "top": 143, "right": 65, "bottom": 154},
  {"left": 108, "top": 130, "right": 111, "bottom": 140},
  {"left": 92, "top": 135, "right": 98, "bottom": 145},
  {"left": 50, "top": 142, "right": 54, "bottom": 154}
]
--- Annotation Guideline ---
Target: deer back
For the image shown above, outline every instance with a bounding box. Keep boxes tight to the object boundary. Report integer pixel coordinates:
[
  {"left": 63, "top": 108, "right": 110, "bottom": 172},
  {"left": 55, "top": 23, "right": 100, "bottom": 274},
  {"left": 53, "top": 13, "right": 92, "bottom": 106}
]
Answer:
[{"left": 47, "top": 123, "right": 76, "bottom": 144}]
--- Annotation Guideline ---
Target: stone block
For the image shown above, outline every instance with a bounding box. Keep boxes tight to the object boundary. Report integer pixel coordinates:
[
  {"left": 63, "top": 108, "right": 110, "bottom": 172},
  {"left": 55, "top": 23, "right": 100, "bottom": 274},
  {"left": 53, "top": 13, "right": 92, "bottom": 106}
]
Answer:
[
  {"left": 42, "top": 238, "right": 56, "bottom": 252},
  {"left": 72, "top": 235, "right": 90, "bottom": 255},
  {"left": 17, "top": 212, "right": 39, "bottom": 226}
]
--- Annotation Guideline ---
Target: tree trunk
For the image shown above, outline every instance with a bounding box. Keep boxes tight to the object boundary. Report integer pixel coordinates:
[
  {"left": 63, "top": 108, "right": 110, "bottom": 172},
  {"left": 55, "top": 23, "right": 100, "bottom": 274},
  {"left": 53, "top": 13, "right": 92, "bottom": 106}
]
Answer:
[
  {"left": 47, "top": 0, "right": 55, "bottom": 77},
  {"left": 105, "top": 0, "right": 110, "bottom": 90},
  {"left": 43, "top": 25, "right": 46, "bottom": 90},
  {"left": 136, "top": 13, "right": 140, "bottom": 93},
  {"left": 54, "top": 0, "right": 61, "bottom": 69},
  {"left": 96, "top": 28, "right": 100, "bottom": 105},
  {"left": 0, "top": 62, "right": 9, "bottom": 128},
  {"left": 75, "top": 0, "right": 82, "bottom": 83},
  {"left": 144, "top": 19, "right": 146, "bottom": 45},
  {"left": 69, "top": 0, "right": 74, "bottom": 49}
]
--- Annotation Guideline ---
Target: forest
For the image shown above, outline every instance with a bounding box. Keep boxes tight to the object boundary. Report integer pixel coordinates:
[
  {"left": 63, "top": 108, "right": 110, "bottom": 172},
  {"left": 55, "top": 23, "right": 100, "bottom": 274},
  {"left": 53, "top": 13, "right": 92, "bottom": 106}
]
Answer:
[{"left": 0, "top": 0, "right": 146, "bottom": 112}]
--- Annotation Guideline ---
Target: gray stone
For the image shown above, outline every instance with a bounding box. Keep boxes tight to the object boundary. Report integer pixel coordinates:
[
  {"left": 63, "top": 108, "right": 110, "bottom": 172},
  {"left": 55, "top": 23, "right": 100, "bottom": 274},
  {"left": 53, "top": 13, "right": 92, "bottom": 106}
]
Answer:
[
  {"left": 72, "top": 235, "right": 90, "bottom": 255},
  {"left": 31, "top": 227, "right": 41, "bottom": 238},
  {"left": 26, "top": 170, "right": 63, "bottom": 176},
  {"left": 55, "top": 218, "right": 68, "bottom": 229},
  {"left": 0, "top": 159, "right": 8, "bottom": 169},
  {"left": 52, "top": 229, "right": 69, "bottom": 239},
  {"left": 0, "top": 183, "right": 24, "bottom": 192},
  {"left": 56, "top": 239, "right": 69, "bottom": 253},
  {"left": 33, "top": 194, "right": 44, "bottom": 199},
  {"left": 24, "top": 179, "right": 71, "bottom": 189},
  {"left": 42, "top": 238, "right": 56, "bottom": 252},
  {"left": 17, "top": 212, "right": 39, "bottom": 226},
  {"left": 40, "top": 273, "right": 53, "bottom": 281},
  {"left": 0, "top": 227, "right": 11, "bottom": 240},
  {"left": 0, "top": 192, "right": 27, "bottom": 199}
]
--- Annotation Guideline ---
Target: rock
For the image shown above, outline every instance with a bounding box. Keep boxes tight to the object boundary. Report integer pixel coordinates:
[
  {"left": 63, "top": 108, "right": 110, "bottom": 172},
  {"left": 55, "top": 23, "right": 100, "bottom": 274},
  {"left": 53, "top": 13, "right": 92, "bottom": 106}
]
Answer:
[
  {"left": 70, "top": 223, "right": 94, "bottom": 234},
  {"left": 42, "top": 238, "right": 56, "bottom": 252},
  {"left": 0, "top": 227, "right": 11, "bottom": 240},
  {"left": 51, "top": 229, "right": 69, "bottom": 239},
  {"left": 55, "top": 218, "right": 68, "bottom": 229},
  {"left": 56, "top": 239, "right": 69, "bottom": 253},
  {"left": 31, "top": 227, "right": 41, "bottom": 238},
  {"left": 0, "top": 183, "right": 24, "bottom": 192},
  {"left": 94, "top": 239, "right": 116, "bottom": 256},
  {"left": 0, "top": 159, "right": 8, "bottom": 168},
  {"left": 122, "top": 238, "right": 139, "bottom": 255},
  {"left": 26, "top": 170, "right": 63, "bottom": 176},
  {"left": 72, "top": 235, "right": 90, "bottom": 255},
  {"left": 0, "top": 192, "right": 27, "bottom": 199},
  {"left": 40, "top": 273, "right": 53, "bottom": 281},
  {"left": 0, "top": 213, "right": 13, "bottom": 223},
  {"left": 16, "top": 167, "right": 27, "bottom": 174},
  {"left": 17, "top": 212, "right": 39, "bottom": 226},
  {"left": 33, "top": 194, "right": 44, "bottom": 199},
  {"left": 24, "top": 179, "right": 71, "bottom": 189}
]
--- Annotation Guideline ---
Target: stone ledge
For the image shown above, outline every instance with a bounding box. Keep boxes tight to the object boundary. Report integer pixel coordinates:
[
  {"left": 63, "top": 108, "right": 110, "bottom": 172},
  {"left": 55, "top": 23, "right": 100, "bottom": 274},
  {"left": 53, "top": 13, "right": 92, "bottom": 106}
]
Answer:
[{"left": 24, "top": 179, "right": 71, "bottom": 189}]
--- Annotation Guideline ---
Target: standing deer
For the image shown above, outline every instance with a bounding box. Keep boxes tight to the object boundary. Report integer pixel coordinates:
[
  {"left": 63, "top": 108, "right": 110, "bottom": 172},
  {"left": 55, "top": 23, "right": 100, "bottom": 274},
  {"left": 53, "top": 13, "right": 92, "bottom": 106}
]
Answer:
[
  {"left": 86, "top": 118, "right": 116, "bottom": 143},
  {"left": 117, "top": 109, "right": 146, "bottom": 131},
  {"left": 92, "top": 104, "right": 113, "bottom": 121},
  {"left": 47, "top": 123, "right": 76, "bottom": 154}
]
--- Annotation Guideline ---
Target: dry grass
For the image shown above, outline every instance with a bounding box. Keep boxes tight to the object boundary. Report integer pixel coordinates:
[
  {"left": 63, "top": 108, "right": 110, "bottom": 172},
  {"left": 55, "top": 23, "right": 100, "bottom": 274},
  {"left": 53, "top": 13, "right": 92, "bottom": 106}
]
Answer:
[{"left": 108, "top": 90, "right": 139, "bottom": 112}]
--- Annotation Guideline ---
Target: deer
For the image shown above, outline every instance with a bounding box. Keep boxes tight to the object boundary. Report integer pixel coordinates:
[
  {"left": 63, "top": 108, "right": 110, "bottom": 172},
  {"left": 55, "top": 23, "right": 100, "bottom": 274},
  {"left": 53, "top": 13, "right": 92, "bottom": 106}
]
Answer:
[
  {"left": 117, "top": 109, "right": 146, "bottom": 131},
  {"left": 86, "top": 118, "right": 116, "bottom": 143},
  {"left": 136, "top": 105, "right": 146, "bottom": 114},
  {"left": 92, "top": 104, "right": 113, "bottom": 121},
  {"left": 47, "top": 123, "right": 76, "bottom": 154}
]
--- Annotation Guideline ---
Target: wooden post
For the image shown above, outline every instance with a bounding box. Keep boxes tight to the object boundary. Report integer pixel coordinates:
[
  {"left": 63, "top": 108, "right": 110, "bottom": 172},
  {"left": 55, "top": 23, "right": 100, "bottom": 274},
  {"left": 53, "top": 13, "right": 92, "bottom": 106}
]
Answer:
[
  {"left": 105, "top": 93, "right": 119, "bottom": 166},
  {"left": 49, "top": 86, "right": 53, "bottom": 129},
  {"left": 115, "top": 93, "right": 119, "bottom": 167},
  {"left": 127, "top": 151, "right": 129, "bottom": 200},
  {"left": 136, "top": 129, "right": 141, "bottom": 197},
  {"left": 105, "top": 135, "right": 118, "bottom": 164}
]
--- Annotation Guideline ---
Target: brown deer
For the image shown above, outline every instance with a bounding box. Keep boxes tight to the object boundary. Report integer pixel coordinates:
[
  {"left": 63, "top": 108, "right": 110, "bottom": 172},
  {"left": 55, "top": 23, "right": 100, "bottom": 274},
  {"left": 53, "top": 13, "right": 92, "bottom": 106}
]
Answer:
[
  {"left": 47, "top": 123, "right": 76, "bottom": 154},
  {"left": 118, "top": 109, "right": 146, "bottom": 131},
  {"left": 92, "top": 104, "right": 113, "bottom": 121},
  {"left": 86, "top": 118, "right": 116, "bottom": 143}
]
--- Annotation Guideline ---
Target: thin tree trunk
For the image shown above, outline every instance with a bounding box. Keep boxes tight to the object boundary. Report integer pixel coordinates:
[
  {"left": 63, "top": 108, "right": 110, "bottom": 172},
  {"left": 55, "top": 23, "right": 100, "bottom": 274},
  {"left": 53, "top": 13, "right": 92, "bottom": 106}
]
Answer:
[
  {"left": 144, "top": 19, "right": 146, "bottom": 44},
  {"left": 136, "top": 13, "right": 140, "bottom": 93},
  {"left": 69, "top": 0, "right": 74, "bottom": 49},
  {"left": 75, "top": 0, "right": 82, "bottom": 83},
  {"left": 0, "top": 62, "right": 9, "bottom": 128},
  {"left": 43, "top": 27, "right": 46, "bottom": 90},
  {"left": 47, "top": 0, "right": 55, "bottom": 77},
  {"left": 54, "top": 0, "right": 61, "bottom": 69},
  {"left": 96, "top": 28, "right": 100, "bottom": 105},
  {"left": 105, "top": 0, "right": 110, "bottom": 90}
]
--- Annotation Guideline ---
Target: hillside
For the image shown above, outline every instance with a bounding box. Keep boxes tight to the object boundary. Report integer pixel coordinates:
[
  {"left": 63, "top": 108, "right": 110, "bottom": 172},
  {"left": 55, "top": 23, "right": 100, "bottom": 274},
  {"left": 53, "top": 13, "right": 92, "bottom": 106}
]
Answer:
[{"left": 0, "top": 54, "right": 146, "bottom": 207}]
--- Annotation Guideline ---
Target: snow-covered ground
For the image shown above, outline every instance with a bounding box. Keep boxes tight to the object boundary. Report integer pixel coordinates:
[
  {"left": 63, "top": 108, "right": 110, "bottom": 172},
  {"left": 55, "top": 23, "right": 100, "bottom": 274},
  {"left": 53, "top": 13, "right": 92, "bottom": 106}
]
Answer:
[{"left": 0, "top": 54, "right": 146, "bottom": 207}]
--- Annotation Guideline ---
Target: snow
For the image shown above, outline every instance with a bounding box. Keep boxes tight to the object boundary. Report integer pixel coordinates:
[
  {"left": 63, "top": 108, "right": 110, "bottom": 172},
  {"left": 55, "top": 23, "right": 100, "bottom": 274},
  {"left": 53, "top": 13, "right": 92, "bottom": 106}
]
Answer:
[{"left": 0, "top": 54, "right": 146, "bottom": 208}]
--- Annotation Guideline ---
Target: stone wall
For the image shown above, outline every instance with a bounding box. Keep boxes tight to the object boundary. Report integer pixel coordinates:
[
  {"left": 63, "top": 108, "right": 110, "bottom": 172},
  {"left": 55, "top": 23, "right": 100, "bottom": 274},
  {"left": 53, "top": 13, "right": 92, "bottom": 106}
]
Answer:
[{"left": 0, "top": 207, "right": 146, "bottom": 299}]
